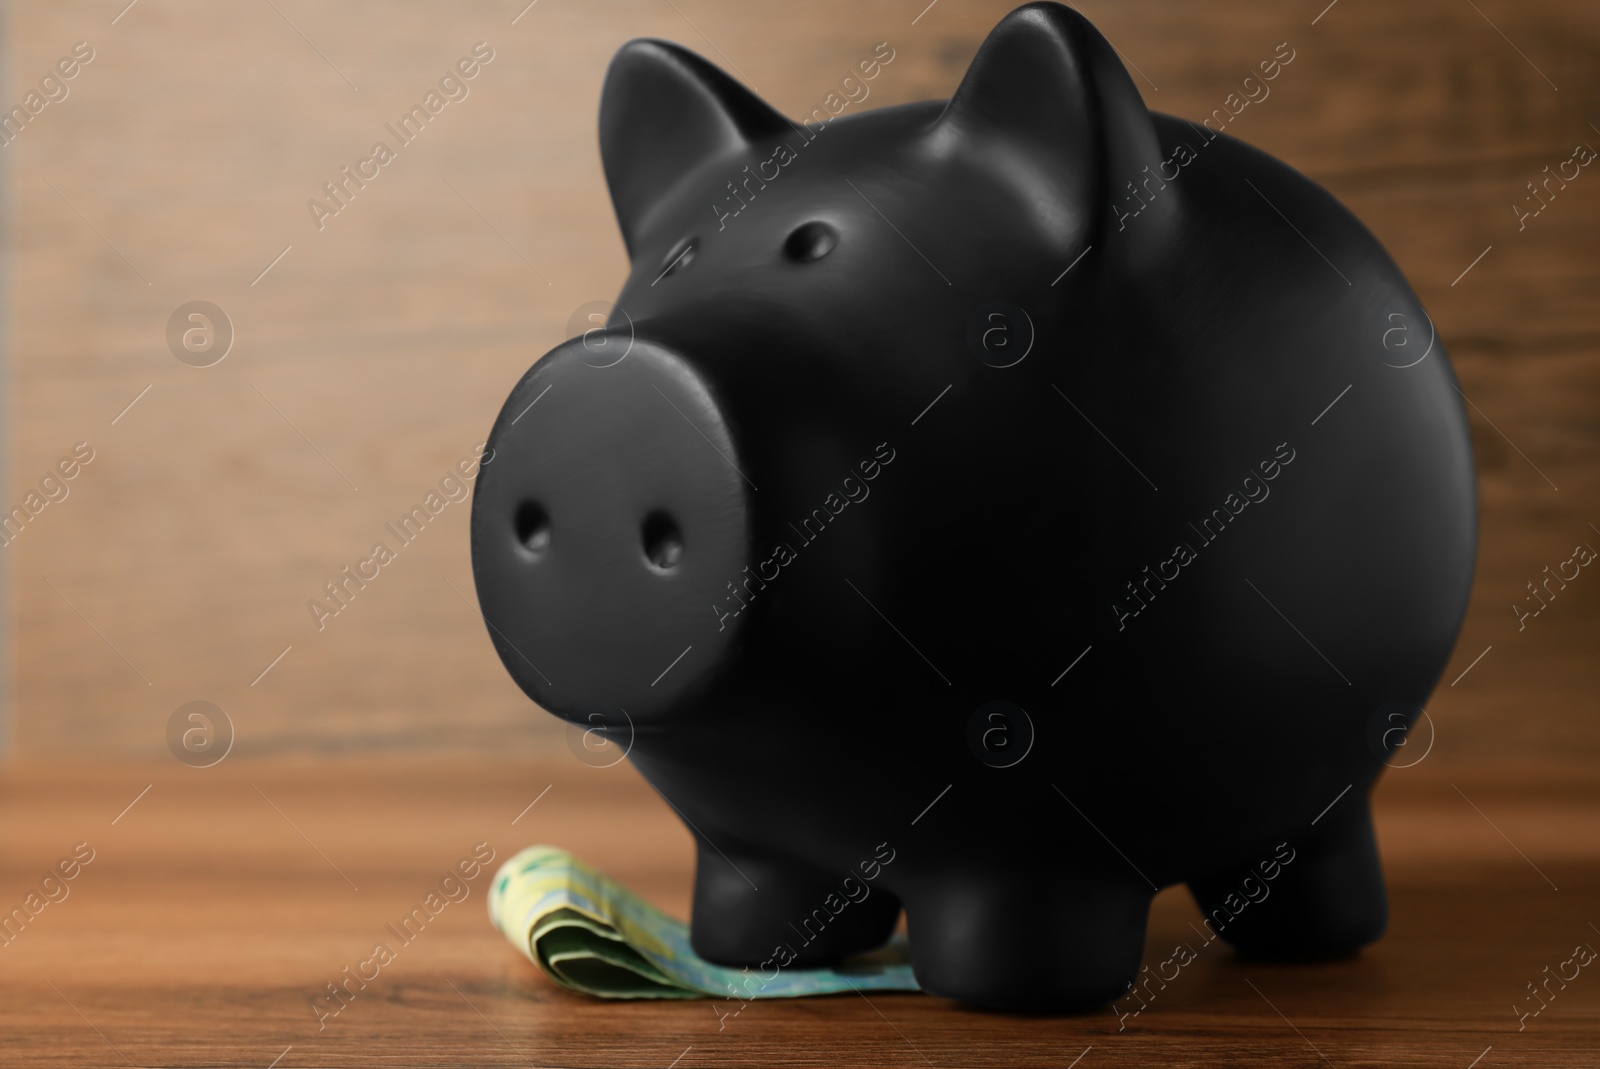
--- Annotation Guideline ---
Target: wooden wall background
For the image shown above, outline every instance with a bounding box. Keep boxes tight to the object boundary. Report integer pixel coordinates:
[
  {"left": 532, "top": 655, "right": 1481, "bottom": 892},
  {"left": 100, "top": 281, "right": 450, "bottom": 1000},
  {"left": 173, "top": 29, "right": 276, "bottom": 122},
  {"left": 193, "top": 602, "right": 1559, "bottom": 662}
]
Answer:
[{"left": 4, "top": 0, "right": 1596, "bottom": 760}]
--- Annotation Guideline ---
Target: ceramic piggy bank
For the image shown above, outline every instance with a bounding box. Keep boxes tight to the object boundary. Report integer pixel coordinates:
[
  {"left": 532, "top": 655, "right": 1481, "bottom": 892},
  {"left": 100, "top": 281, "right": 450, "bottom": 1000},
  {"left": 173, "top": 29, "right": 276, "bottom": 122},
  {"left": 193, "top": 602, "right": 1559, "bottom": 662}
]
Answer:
[{"left": 470, "top": 2, "right": 1476, "bottom": 1012}]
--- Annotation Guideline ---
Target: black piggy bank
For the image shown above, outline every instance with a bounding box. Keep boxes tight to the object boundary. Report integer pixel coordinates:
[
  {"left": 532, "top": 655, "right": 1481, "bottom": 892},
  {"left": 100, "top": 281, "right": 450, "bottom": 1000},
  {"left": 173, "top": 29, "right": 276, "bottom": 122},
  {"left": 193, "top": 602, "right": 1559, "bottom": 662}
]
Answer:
[{"left": 470, "top": 2, "right": 1476, "bottom": 1012}]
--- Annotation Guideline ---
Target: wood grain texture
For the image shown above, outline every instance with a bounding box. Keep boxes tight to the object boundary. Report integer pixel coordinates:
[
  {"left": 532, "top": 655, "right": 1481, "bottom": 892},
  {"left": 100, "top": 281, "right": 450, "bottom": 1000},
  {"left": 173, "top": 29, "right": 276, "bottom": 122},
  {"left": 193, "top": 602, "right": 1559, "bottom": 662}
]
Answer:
[
  {"left": 1, "top": 755, "right": 1598, "bottom": 1067},
  {"left": 4, "top": 0, "right": 1598, "bottom": 758}
]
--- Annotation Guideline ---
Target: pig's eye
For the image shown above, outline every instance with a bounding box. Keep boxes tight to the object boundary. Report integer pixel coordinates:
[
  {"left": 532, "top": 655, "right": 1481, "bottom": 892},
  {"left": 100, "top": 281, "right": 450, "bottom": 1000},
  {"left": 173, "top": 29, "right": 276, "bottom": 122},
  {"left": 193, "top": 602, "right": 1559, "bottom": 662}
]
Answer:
[
  {"left": 656, "top": 237, "right": 696, "bottom": 282},
  {"left": 783, "top": 221, "right": 837, "bottom": 263}
]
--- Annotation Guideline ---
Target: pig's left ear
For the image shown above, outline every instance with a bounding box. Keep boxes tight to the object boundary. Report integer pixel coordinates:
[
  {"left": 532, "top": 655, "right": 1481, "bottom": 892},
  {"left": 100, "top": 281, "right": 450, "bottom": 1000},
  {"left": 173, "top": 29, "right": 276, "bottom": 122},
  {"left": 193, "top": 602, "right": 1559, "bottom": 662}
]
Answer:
[
  {"left": 934, "top": 3, "right": 1170, "bottom": 241},
  {"left": 600, "top": 39, "right": 789, "bottom": 256}
]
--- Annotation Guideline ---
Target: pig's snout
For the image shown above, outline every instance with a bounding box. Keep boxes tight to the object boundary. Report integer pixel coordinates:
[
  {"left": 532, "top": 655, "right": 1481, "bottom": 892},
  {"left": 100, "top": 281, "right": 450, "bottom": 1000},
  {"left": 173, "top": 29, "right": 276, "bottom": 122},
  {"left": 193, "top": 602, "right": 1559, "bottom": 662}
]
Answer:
[{"left": 470, "top": 337, "right": 751, "bottom": 723}]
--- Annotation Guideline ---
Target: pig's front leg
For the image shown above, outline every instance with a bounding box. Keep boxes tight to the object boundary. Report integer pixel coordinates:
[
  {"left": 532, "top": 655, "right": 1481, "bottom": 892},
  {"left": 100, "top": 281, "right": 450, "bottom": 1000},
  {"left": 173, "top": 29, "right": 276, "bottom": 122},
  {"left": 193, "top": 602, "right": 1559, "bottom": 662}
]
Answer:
[
  {"left": 905, "top": 874, "right": 1152, "bottom": 1011},
  {"left": 689, "top": 839, "right": 902, "bottom": 968}
]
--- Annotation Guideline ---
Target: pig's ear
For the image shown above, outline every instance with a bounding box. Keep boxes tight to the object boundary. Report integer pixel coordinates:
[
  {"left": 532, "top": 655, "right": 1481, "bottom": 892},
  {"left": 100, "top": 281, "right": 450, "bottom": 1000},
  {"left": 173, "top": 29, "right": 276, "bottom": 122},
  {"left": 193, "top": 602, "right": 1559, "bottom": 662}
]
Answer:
[
  {"left": 933, "top": 3, "right": 1170, "bottom": 239},
  {"left": 600, "top": 39, "right": 788, "bottom": 256}
]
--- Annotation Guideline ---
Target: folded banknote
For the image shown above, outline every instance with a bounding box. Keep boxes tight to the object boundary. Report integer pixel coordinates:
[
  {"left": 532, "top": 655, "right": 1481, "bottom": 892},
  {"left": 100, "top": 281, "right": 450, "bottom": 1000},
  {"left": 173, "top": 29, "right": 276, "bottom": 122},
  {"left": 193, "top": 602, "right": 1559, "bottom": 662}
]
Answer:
[{"left": 488, "top": 844, "right": 921, "bottom": 999}]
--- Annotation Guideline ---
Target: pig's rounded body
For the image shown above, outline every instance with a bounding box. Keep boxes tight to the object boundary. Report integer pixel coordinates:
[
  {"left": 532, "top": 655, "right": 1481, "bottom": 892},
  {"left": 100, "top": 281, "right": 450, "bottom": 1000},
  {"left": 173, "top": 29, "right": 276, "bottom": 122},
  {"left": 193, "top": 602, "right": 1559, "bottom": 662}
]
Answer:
[{"left": 471, "top": 2, "right": 1475, "bottom": 1013}]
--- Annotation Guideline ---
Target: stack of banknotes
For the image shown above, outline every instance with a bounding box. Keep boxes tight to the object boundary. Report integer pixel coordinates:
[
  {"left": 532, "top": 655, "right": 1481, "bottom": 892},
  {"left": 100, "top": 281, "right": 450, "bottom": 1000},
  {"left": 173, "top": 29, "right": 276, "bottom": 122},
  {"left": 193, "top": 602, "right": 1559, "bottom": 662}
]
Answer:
[{"left": 488, "top": 844, "right": 921, "bottom": 999}]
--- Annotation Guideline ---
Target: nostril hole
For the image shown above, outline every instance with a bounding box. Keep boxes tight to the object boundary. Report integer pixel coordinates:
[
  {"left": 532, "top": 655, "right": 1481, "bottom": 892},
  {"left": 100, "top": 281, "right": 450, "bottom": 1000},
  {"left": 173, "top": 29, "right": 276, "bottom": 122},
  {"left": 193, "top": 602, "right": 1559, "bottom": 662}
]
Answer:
[
  {"left": 641, "top": 511, "right": 683, "bottom": 573},
  {"left": 515, "top": 501, "right": 551, "bottom": 559},
  {"left": 783, "top": 220, "right": 837, "bottom": 263}
]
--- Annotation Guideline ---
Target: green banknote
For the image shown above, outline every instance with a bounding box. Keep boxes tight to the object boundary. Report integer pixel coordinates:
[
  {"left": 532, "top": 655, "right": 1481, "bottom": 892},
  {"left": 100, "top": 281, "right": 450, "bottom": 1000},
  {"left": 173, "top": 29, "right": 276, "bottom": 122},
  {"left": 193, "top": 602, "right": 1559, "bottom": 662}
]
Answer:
[{"left": 488, "top": 844, "right": 921, "bottom": 999}]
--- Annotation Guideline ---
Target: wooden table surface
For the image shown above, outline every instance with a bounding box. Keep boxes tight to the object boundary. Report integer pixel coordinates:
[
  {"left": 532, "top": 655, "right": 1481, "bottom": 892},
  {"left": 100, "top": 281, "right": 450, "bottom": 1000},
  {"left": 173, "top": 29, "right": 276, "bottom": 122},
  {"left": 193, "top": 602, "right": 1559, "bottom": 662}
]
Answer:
[{"left": 3, "top": 755, "right": 1597, "bottom": 1068}]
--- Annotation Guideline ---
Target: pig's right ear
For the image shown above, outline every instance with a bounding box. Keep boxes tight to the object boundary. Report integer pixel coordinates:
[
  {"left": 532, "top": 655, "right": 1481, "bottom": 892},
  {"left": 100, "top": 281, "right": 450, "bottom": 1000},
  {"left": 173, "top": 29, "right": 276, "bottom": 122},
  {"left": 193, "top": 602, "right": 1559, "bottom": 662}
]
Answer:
[
  {"left": 600, "top": 39, "right": 788, "bottom": 257},
  {"left": 933, "top": 3, "right": 1174, "bottom": 249}
]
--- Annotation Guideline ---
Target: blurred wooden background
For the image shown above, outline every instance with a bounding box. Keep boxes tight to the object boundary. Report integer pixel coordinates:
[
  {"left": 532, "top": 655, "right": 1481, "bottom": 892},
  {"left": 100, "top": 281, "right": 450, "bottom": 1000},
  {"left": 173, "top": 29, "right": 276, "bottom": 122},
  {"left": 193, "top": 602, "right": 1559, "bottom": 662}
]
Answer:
[{"left": 4, "top": 0, "right": 1597, "bottom": 760}]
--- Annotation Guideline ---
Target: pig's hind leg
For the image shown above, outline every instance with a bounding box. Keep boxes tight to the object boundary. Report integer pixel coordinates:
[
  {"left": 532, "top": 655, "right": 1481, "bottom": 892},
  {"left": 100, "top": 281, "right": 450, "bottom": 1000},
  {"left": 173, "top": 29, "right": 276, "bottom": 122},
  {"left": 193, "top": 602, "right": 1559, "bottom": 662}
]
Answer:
[
  {"left": 689, "top": 839, "right": 902, "bottom": 967},
  {"left": 1187, "top": 802, "right": 1387, "bottom": 960}
]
